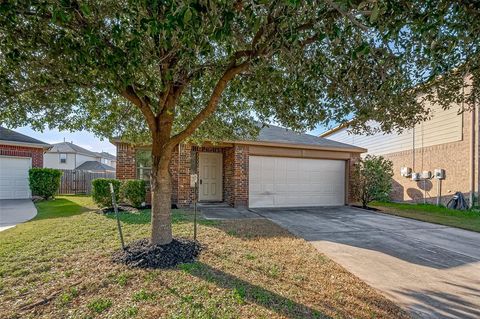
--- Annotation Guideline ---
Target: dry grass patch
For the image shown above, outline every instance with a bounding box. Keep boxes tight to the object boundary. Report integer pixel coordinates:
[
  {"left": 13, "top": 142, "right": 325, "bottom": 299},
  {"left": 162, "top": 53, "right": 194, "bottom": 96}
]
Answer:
[{"left": 0, "top": 196, "right": 408, "bottom": 318}]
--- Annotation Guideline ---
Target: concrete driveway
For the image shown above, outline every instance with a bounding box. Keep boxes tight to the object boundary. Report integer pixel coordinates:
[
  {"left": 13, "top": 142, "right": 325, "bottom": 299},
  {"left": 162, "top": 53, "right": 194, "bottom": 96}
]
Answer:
[
  {"left": 254, "top": 206, "right": 480, "bottom": 319},
  {"left": 0, "top": 199, "right": 37, "bottom": 232}
]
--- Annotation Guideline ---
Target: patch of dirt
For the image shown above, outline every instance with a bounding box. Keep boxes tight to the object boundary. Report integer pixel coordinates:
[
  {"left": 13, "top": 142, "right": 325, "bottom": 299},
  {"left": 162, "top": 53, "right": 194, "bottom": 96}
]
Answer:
[{"left": 112, "top": 238, "right": 202, "bottom": 269}]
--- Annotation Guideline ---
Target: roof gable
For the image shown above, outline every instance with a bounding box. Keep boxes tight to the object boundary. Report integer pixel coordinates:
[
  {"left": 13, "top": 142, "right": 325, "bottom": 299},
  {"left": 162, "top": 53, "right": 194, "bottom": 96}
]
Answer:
[
  {"left": 75, "top": 160, "right": 115, "bottom": 171},
  {"left": 251, "top": 124, "right": 365, "bottom": 151},
  {"left": 0, "top": 126, "right": 50, "bottom": 147},
  {"left": 48, "top": 142, "right": 98, "bottom": 157}
]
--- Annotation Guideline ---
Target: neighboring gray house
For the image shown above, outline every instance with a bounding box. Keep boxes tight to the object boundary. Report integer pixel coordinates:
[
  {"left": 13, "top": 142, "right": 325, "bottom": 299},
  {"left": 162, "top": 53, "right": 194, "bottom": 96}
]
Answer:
[
  {"left": 97, "top": 151, "right": 117, "bottom": 169},
  {"left": 44, "top": 142, "right": 116, "bottom": 172}
]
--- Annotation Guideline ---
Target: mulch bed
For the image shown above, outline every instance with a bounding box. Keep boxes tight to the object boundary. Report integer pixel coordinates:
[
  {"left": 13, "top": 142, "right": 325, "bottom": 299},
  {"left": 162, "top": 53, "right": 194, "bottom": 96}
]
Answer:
[
  {"left": 99, "top": 205, "right": 140, "bottom": 214},
  {"left": 112, "top": 238, "right": 202, "bottom": 269},
  {"left": 350, "top": 205, "right": 382, "bottom": 212}
]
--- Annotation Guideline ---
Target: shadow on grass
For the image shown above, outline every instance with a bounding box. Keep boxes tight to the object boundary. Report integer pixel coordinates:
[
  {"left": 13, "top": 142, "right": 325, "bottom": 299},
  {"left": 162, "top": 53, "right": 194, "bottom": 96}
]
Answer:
[
  {"left": 104, "top": 209, "right": 220, "bottom": 226},
  {"left": 178, "top": 262, "right": 331, "bottom": 319},
  {"left": 210, "top": 218, "right": 295, "bottom": 240},
  {"left": 34, "top": 197, "right": 94, "bottom": 220}
]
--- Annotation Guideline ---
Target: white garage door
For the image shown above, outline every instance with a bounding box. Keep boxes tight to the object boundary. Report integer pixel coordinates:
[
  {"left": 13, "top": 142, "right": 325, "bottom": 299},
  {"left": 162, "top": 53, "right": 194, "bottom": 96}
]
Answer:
[
  {"left": 0, "top": 156, "right": 32, "bottom": 199},
  {"left": 249, "top": 156, "right": 345, "bottom": 208}
]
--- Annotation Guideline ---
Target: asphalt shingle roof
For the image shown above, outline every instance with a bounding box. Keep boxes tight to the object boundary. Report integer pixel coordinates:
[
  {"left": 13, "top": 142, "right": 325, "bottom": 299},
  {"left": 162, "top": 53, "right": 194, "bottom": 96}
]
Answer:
[
  {"left": 75, "top": 161, "right": 116, "bottom": 171},
  {"left": 0, "top": 126, "right": 50, "bottom": 146},
  {"left": 253, "top": 124, "right": 364, "bottom": 150},
  {"left": 95, "top": 151, "right": 116, "bottom": 161},
  {"left": 48, "top": 142, "right": 99, "bottom": 157}
]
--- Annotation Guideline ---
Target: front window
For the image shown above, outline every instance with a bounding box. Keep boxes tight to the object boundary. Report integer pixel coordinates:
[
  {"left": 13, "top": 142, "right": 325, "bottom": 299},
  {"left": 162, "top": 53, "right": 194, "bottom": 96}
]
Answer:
[
  {"left": 59, "top": 153, "right": 67, "bottom": 164},
  {"left": 136, "top": 149, "right": 152, "bottom": 181}
]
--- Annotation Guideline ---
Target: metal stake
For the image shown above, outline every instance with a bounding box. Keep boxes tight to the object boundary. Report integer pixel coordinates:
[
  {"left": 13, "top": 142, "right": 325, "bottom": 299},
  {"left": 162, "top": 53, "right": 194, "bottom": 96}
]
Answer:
[
  {"left": 193, "top": 185, "right": 197, "bottom": 241},
  {"left": 110, "top": 183, "right": 125, "bottom": 250}
]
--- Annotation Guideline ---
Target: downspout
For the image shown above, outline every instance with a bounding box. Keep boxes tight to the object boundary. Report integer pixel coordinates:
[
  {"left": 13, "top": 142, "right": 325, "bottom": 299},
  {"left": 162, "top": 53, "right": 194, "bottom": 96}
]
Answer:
[
  {"left": 412, "top": 126, "right": 415, "bottom": 171},
  {"left": 470, "top": 86, "right": 477, "bottom": 208}
]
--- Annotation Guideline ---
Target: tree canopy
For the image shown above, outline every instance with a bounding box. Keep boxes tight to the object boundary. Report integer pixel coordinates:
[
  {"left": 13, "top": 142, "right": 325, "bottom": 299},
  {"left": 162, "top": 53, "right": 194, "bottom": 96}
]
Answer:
[{"left": 2, "top": 1, "right": 477, "bottom": 141}]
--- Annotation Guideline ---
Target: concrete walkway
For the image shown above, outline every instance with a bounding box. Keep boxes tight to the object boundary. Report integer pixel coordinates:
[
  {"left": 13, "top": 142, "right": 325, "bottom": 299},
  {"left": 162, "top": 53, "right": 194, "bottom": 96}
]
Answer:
[
  {"left": 255, "top": 206, "right": 480, "bottom": 319},
  {"left": 0, "top": 199, "right": 37, "bottom": 232},
  {"left": 199, "top": 202, "right": 263, "bottom": 220}
]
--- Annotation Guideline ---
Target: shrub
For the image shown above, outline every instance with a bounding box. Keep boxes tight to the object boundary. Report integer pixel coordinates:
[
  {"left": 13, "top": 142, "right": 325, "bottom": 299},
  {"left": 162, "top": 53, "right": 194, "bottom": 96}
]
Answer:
[
  {"left": 351, "top": 155, "right": 394, "bottom": 208},
  {"left": 28, "top": 168, "right": 62, "bottom": 200},
  {"left": 120, "top": 179, "right": 146, "bottom": 207},
  {"left": 91, "top": 178, "right": 121, "bottom": 208}
]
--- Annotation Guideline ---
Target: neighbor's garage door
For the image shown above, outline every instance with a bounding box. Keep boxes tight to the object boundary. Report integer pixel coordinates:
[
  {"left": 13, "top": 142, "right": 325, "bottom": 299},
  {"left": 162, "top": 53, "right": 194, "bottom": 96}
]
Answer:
[
  {"left": 0, "top": 156, "right": 31, "bottom": 199},
  {"left": 249, "top": 156, "right": 345, "bottom": 208}
]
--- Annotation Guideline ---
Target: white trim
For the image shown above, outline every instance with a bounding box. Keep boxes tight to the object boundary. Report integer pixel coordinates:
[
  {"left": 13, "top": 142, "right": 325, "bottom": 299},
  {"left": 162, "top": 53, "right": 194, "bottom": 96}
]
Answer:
[
  {"left": 0, "top": 154, "right": 33, "bottom": 161},
  {"left": 0, "top": 140, "right": 50, "bottom": 149}
]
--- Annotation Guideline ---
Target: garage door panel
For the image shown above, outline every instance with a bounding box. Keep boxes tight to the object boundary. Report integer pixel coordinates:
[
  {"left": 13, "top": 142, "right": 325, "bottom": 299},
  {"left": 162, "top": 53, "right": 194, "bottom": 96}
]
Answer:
[
  {"left": 0, "top": 156, "right": 32, "bottom": 199},
  {"left": 249, "top": 195, "right": 275, "bottom": 207},
  {"left": 249, "top": 156, "right": 345, "bottom": 208}
]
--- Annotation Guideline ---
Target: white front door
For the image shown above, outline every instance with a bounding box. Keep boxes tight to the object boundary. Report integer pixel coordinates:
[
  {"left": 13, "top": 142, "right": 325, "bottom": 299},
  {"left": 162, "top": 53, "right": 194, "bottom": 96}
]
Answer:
[
  {"left": 198, "top": 152, "right": 222, "bottom": 201},
  {"left": 0, "top": 156, "right": 32, "bottom": 199},
  {"left": 249, "top": 156, "right": 345, "bottom": 208}
]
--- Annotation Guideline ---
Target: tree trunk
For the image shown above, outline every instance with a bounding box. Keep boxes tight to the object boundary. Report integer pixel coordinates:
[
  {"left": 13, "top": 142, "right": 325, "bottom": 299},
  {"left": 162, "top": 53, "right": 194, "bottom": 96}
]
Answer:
[{"left": 150, "top": 144, "right": 174, "bottom": 245}]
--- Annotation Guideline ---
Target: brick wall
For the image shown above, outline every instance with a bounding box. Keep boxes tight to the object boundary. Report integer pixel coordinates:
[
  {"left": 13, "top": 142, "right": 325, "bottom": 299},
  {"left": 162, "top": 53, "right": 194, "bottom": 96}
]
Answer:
[
  {"left": 0, "top": 144, "right": 44, "bottom": 167},
  {"left": 232, "top": 145, "right": 249, "bottom": 207},
  {"left": 384, "top": 110, "right": 473, "bottom": 204},
  {"left": 176, "top": 144, "right": 193, "bottom": 207},
  {"left": 223, "top": 147, "right": 235, "bottom": 206},
  {"left": 169, "top": 144, "right": 247, "bottom": 208},
  {"left": 116, "top": 142, "right": 136, "bottom": 179}
]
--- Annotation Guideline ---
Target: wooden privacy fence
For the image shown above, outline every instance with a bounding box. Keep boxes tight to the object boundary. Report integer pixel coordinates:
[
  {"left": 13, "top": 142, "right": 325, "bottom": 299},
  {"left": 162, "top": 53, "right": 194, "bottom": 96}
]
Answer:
[{"left": 58, "top": 170, "right": 116, "bottom": 195}]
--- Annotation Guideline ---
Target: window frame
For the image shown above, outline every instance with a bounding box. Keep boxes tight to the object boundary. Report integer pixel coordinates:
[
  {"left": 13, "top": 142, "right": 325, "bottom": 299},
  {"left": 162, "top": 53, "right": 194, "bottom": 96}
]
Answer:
[
  {"left": 59, "top": 153, "right": 67, "bottom": 164},
  {"left": 136, "top": 148, "right": 152, "bottom": 181}
]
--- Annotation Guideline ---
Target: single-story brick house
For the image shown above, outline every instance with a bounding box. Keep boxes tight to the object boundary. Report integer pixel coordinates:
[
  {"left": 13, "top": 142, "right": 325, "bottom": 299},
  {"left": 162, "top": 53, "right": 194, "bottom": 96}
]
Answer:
[
  {"left": 113, "top": 125, "right": 366, "bottom": 208},
  {"left": 0, "top": 127, "right": 51, "bottom": 199}
]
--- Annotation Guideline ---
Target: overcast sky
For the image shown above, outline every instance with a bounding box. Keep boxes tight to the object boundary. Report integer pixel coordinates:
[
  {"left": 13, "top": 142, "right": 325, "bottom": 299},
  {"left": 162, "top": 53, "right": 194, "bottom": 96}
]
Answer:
[
  {"left": 15, "top": 126, "right": 117, "bottom": 155},
  {"left": 14, "top": 124, "right": 329, "bottom": 156}
]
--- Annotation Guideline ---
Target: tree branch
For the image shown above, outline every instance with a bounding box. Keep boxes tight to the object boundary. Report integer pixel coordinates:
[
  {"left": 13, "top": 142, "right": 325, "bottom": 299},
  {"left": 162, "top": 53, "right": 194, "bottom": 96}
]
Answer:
[
  {"left": 121, "top": 86, "right": 156, "bottom": 132},
  {"left": 325, "top": 0, "right": 369, "bottom": 32},
  {"left": 169, "top": 61, "right": 250, "bottom": 145}
]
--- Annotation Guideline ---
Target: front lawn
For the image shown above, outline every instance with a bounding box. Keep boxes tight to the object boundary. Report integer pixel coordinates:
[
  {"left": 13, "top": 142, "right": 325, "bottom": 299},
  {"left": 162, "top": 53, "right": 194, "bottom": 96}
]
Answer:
[
  {"left": 371, "top": 201, "right": 480, "bottom": 233},
  {"left": 0, "top": 196, "right": 407, "bottom": 318}
]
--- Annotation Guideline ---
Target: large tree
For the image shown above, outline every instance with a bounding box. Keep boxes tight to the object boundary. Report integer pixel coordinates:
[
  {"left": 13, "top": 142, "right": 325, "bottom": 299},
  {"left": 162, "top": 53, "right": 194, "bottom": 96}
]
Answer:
[{"left": 1, "top": 1, "right": 478, "bottom": 245}]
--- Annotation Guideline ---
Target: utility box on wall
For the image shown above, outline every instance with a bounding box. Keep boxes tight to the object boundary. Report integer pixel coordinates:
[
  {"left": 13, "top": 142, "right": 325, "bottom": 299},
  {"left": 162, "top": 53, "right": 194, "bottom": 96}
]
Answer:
[
  {"left": 401, "top": 167, "right": 412, "bottom": 177},
  {"left": 421, "top": 171, "right": 432, "bottom": 179},
  {"left": 434, "top": 169, "right": 446, "bottom": 180},
  {"left": 411, "top": 172, "right": 421, "bottom": 181}
]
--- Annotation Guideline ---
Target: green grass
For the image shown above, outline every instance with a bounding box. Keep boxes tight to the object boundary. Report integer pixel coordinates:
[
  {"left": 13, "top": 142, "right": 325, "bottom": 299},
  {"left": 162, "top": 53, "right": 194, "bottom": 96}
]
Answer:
[
  {"left": 0, "top": 196, "right": 408, "bottom": 319},
  {"left": 371, "top": 201, "right": 480, "bottom": 232}
]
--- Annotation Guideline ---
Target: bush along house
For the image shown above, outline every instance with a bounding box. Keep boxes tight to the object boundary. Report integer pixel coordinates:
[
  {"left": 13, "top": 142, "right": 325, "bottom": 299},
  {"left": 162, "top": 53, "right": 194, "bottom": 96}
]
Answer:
[{"left": 112, "top": 124, "right": 366, "bottom": 209}]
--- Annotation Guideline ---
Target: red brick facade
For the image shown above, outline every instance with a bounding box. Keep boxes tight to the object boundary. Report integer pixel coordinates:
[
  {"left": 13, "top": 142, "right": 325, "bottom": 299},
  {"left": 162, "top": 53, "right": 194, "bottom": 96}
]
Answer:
[
  {"left": 116, "top": 142, "right": 358, "bottom": 208},
  {"left": 0, "top": 144, "right": 44, "bottom": 167},
  {"left": 116, "top": 143, "right": 251, "bottom": 208},
  {"left": 116, "top": 142, "right": 136, "bottom": 179}
]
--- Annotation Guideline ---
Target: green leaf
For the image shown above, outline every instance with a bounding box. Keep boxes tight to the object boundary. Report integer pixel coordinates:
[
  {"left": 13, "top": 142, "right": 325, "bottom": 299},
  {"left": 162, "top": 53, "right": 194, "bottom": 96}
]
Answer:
[
  {"left": 183, "top": 8, "right": 192, "bottom": 25},
  {"left": 370, "top": 5, "right": 380, "bottom": 24},
  {"left": 80, "top": 4, "right": 91, "bottom": 16}
]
